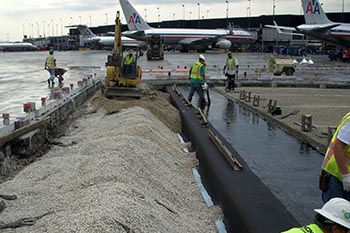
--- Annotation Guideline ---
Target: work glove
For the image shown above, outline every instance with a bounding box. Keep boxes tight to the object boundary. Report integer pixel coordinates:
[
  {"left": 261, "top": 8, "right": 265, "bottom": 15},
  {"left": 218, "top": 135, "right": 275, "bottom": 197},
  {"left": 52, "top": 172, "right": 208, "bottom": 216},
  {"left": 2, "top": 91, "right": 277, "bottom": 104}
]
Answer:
[{"left": 342, "top": 174, "right": 350, "bottom": 191}]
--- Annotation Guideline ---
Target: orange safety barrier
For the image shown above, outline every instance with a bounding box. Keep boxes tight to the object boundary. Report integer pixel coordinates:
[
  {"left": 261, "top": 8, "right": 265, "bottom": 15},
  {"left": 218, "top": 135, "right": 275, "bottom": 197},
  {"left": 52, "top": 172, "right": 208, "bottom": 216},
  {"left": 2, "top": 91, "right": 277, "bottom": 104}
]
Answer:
[
  {"left": 175, "top": 68, "right": 189, "bottom": 72},
  {"left": 151, "top": 68, "right": 172, "bottom": 73}
]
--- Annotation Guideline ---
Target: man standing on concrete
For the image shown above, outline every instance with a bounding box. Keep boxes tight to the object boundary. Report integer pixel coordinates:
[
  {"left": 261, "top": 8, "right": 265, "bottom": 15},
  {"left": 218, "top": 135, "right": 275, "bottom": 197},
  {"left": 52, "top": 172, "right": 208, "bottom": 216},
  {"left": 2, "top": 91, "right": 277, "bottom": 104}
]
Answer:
[
  {"left": 320, "top": 112, "right": 350, "bottom": 203},
  {"left": 44, "top": 49, "right": 56, "bottom": 88},
  {"left": 223, "top": 51, "right": 238, "bottom": 92},
  {"left": 187, "top": 54, "right": 206, "bottom": 108}
]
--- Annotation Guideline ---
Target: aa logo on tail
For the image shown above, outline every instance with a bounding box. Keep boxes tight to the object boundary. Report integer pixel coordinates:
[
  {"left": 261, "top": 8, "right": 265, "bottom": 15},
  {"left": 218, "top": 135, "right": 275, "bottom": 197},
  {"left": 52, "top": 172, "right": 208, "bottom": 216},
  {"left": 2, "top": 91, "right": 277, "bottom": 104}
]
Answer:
[
  {"left": 128, "top": 13, "right": 141, "bottom": 24},
  {"left": 305, "top": 0, "right": 321, "bottom": 14}
]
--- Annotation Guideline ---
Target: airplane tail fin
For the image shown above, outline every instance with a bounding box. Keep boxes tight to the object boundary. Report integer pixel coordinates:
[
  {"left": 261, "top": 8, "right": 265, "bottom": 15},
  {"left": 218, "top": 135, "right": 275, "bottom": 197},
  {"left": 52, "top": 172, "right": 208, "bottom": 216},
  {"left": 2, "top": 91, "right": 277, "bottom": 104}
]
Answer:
[
  {"left": 301, "top": 0, "right": 331, "bottom": 24},
  {"left": 119, "top": 0, "right": 151, "bottom": 31},
  {"left": 76, "top": 25, "right": 97, "bottom": 38}
]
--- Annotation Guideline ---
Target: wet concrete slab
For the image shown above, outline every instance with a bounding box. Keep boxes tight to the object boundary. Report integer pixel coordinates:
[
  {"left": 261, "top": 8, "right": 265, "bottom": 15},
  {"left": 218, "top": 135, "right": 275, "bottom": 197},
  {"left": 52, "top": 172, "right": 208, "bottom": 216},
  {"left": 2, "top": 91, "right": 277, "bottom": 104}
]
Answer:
[{"left": 217, "top": 86, "right": 350, "bottom": 153}]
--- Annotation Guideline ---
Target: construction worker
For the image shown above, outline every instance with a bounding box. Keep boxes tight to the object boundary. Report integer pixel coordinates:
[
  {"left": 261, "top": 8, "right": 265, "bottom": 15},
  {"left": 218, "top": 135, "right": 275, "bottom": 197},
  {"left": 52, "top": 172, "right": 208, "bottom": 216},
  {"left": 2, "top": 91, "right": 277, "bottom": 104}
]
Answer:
[
  {"left": 223, "top": 51, "right": 238, "bottom": 92},
  {"left": 122, "top": 49, "right": 136, "bottom": 75},
  {"left": 44, "top": 49, "right": 56, "bottom": 88},
  {"left": 320, "top": 112, "right": 350, "bottom": 203},
  {"left": 281, "top": 198, "right": 350, "bottom": 233},
  {"left": 187, "top": 54, "right": 206, "bottom": 108}
]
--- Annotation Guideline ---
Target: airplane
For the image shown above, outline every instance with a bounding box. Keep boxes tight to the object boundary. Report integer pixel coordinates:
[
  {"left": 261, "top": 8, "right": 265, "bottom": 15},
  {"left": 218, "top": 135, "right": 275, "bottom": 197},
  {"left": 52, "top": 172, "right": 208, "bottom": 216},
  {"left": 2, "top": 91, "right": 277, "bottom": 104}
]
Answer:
[
  {"left": 0, "top": 42, "right": 37, "bottom": 51},
  {"left": 265, "top": 0, "right": 350, "bottom": 47},
  {"left": 70, "top": 24, "right": 146, "bottom": 48},
  {"left": 119, "top": 0, "right": 254, "bottom": 50}
]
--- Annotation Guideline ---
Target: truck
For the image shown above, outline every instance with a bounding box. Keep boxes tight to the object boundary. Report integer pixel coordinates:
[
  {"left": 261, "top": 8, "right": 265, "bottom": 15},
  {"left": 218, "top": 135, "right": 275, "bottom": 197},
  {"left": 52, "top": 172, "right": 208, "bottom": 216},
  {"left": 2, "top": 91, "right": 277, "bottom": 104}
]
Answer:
[
  {"left": 268, "top": 57, "right": 296, "bottom": 76},
  {"left": 146, "top": 35, "right": 164, "bottom": 60}
]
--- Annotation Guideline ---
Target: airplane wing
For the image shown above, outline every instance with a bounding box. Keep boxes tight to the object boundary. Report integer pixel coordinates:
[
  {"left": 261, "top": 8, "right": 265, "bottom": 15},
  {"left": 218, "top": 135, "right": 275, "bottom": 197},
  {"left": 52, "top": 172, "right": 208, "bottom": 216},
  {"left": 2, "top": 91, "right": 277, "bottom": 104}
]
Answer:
[{"left": 265, "top": 21, "right": 304, "bottom": 36}]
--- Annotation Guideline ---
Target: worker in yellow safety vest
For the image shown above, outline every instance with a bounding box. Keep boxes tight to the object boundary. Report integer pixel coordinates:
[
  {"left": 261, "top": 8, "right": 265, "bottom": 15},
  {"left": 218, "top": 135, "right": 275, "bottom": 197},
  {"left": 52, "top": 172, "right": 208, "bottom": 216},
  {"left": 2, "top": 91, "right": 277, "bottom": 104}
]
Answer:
[
  {"left": 223, "top": 51, "right": 239, "bottom": 92},
  {"left": 44, "top": 49, "right": 56, "bottom": 88},
  {"left": 320, "top": 112, "right": 350, "bottom": 203},
  {"left": 281, "top": 198, "right": 350, "bottom": 233},
  {"left": 122, "top": 49, "right": 136, "bottom": 75},
  {"left": 187, "top": 54, "right": 206, "bottom": 108}
]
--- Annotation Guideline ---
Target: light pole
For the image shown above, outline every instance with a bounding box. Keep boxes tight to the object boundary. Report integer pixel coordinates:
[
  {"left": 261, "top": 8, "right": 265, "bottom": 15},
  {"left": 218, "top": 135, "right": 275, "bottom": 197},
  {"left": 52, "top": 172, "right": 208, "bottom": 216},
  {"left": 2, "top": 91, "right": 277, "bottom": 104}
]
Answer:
[
  {"left": 182, "top": 5, "right": 185, "bottom": 20},
  {"left": 28, "top": 23, "right": 31, "bottom": 38},
  {"left": 173, "top": 13, "right": 175, "bottom": 20},
  {"left": 248, "top": 0, "right": 251, "bottom": 30},
  {"left": 189, "top": 11, "right": 192, "bottom": 20},
  {"left": 342, "top": 0, "right": 345, "bottom": 22},
  {"left": 197, "top": 3, "right": 200, "bottom": 28},
  {"left": 36, "top": 22, "right": 39, "bottom": 37},
  {"left": 79, "top": 16, "right": 82, "bottom": 24},
  {"left": 206, "top": 10, "right": 209, "bottom": 19},
  {"left": 60, "top": 18, "right": 63, "bottom": 35},
  {"left": 105, "top": 13, "right": 108, "bottom": 25},
  {"left": 89, "top": 15, "right": 92, "bottom": 26},
  {"left": 226, "top": 0, "right": 229, "bottom": 19},
  {"left": 42, "top": 21, "right": 45, "bottom": 38},
  {"left": 157, "top": 7, "right": 160, "bottom": 22},
  {"left": 51, "top": 19, "right": 54, "bottom": 36},
  {"left": 144, "top": 9, "right": 147, "bottom": 22},
  {"left": 197, "top": 3, "right": 200, "bottom": 20}
]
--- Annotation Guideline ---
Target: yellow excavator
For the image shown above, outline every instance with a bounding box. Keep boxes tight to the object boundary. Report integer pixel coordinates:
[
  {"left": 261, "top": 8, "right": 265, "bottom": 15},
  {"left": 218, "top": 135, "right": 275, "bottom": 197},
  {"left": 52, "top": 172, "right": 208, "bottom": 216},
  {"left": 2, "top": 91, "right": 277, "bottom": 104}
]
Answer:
[{"left": 101, "top": 11, "right": 143, "bottom": 98}]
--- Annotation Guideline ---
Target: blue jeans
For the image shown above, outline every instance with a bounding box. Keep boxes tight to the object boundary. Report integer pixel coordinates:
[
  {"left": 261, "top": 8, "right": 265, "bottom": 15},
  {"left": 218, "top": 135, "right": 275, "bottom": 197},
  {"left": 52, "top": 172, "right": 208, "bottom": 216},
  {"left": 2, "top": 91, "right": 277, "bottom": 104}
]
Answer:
[
  {"left": 187, "top": 82, "right": 204, "bottom": 105},
  {"left": 48, "top": 68, "right": 55, "bottom": 86},
  {"left": 322, "top": 175, "right": 350, "bottom": 203}
]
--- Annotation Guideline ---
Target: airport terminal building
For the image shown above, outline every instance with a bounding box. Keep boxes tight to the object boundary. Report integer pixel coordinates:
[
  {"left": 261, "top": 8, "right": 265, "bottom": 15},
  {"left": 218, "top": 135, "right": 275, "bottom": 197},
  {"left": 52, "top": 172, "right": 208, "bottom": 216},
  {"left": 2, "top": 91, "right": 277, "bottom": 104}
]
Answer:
[{"left": 24, "top": 12, "right": 350, "bottom": 53}]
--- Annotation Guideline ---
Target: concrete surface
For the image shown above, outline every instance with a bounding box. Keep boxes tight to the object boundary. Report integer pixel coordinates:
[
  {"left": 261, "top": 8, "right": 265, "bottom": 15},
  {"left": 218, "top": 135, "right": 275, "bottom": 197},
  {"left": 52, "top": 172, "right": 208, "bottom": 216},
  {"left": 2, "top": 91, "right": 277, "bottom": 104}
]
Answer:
[{"left": 215, "top": 86, "right": 350, "bottom": 154}]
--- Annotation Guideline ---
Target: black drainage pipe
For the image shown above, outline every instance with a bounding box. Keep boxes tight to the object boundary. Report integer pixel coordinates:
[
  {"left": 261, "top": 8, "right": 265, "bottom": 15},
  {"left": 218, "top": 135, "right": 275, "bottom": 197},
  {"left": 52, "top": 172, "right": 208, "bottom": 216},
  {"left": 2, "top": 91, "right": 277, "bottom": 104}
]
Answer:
[{"left": 165, "top": 86, "right": 299, "bottom": 233}]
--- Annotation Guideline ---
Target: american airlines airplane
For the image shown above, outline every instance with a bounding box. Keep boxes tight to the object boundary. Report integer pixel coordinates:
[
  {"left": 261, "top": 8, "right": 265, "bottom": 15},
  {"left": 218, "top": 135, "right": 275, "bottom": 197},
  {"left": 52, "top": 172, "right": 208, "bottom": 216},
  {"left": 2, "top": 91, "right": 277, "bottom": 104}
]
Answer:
[
  {"left": 72, "top": 24, "right": 146, "bottom": 48},
  {"left": 265, "top": 0, "right": 350, "bottom": 47},
  {"left": 119, "top": 0, "right": 254, "bottom": 50},
  {"left": 0, "top": 42, "right": 37, "bottom": 51}
]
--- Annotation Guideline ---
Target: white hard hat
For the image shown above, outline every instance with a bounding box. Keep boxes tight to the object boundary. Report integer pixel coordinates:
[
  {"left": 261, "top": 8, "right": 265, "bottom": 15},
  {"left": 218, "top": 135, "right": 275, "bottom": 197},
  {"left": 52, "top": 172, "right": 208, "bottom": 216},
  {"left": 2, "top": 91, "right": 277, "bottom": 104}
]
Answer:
[
  {"left": 199, "top": 54, "right": 205, "bottom": 61},
  {"left": 314, "top": 198, "right": 350, "bottom": 229}
]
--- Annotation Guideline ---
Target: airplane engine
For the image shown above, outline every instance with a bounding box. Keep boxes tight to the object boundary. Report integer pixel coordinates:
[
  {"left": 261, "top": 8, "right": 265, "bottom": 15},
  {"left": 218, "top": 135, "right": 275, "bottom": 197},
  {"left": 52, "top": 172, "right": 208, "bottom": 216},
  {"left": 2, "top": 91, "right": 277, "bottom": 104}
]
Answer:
[{"left": 216, "top": 39, "right": 232, "bottom": 49}]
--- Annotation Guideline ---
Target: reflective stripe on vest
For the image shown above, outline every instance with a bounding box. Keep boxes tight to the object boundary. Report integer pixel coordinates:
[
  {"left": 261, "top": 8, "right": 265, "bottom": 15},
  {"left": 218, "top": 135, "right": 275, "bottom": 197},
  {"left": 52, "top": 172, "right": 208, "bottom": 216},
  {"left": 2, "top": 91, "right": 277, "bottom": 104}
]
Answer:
[
  {"left": 190, "top": 61, "right": 204, "bottom": 80},
  {"left": 322, "top": 112, "right": 350, "bottom": 181},
  {"left": 46, "top": 55, "right": 55, "bottom": 68},
  {"left": 281, "top": 224, "right": 324, "bottom": 233},
  {"left": 226, "top": 57, "right": 236, "bottom": 71},
  {"left": 124, "top": 54, "right": 135, "bottom": 65}
]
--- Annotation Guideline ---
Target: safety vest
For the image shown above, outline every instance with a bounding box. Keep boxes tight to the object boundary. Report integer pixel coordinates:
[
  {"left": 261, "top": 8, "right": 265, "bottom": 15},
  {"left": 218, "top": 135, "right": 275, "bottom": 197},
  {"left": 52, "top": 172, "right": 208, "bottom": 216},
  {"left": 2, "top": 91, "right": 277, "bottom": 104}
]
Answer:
[
  {"left": 124, "top": 54, "right": 135, "bottom": 65},
  {"left": 281, "top": 223, "right": 324, "bottom": 233},
  {"left": 322, "top": 112, "right": 350, "bottom": 181},
  {"left": 190, "top": 61, "right": 204, "bottom": 81},
  {"left": 46, "top": 55, "right": 55, "bottom": 68},
  {"left": 226, "top": 57, "right": 237, "bottom": 71}
]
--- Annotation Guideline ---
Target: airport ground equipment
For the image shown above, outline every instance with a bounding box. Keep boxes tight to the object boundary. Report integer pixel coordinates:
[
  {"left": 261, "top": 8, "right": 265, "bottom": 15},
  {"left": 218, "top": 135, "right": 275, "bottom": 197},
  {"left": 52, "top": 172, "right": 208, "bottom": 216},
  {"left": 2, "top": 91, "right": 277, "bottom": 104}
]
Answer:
[
  {"left": 268, "top": 57, "right": 296, "bottom": 76},
  {"left": 101, "top": 11, "right": 143, "bottom": 98},
  {"left": 341, "top": 48, "right": 350, "bottom": 62},
  {"left": 146, "top": 35, "right": 164, "bottom": 60}
]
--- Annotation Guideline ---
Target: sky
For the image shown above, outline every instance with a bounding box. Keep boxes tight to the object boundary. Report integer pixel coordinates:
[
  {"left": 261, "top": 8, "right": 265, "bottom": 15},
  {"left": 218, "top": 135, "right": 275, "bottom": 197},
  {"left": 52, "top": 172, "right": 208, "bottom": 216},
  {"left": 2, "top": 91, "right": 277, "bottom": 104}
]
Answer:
[{"left": 0, "top": 0, "right": 346, "bottom": 41}]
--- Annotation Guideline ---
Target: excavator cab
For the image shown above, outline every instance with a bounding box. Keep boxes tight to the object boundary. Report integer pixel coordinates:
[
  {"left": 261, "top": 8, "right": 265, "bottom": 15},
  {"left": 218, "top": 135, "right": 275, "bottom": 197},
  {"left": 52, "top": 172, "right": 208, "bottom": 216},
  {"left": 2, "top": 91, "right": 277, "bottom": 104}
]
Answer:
[{"left": 102, "top": 11, "right": 143, "bottom": 98}]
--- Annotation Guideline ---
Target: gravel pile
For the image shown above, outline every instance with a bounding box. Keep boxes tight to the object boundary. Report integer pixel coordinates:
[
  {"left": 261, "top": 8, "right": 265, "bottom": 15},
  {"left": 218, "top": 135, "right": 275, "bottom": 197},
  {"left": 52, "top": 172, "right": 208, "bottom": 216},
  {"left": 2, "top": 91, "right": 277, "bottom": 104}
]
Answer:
[{"left": 0, "top": 91, "right": 222, "bottom": 232}]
